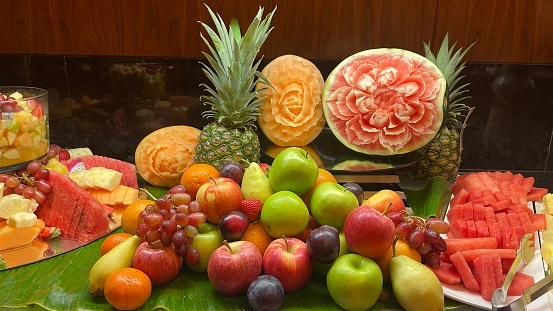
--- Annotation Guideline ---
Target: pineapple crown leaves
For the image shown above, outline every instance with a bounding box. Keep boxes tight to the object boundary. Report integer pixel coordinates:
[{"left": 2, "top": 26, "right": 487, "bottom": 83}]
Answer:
[
  {"left": 198, "top": 4, "right": 276, "bottom": 128},
  {"left": 424, "top": 33, "right": 476, "bottom": 128}
]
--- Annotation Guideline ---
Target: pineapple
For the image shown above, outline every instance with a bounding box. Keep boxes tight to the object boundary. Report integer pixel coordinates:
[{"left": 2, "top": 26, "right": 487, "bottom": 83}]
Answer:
[
  {"left": 410, "top": 34, "right": 476, "bottom": 183},
  {"left": 193, "top": 5, "right": 276, "bottom": 170}
]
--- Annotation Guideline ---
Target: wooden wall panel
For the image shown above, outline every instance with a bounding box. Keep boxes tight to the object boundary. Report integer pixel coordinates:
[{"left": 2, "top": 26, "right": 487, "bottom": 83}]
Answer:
[
  {"left": 1, "top": 0, "right": 552, "bottom": 63},
  {"left": 433, "top": 0, "right": 553, "bottom": 63}
]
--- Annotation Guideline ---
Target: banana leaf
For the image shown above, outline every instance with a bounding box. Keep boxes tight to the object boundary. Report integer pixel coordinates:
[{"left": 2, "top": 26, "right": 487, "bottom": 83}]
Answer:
[
  {"left": 0, "top": 181, "right": 469, "bottom": 311},
  {"left": 402, "top": 176, "right": 452, "bottom": 219}
]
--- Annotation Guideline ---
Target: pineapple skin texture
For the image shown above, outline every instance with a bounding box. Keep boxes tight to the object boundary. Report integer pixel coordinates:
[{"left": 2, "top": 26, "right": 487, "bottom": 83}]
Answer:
[
  {"left": 410, "top": 126, "right": 461, "bottom": 183},
  {"left": 193, "top": 123, "right": 260, "bottom": 171}
]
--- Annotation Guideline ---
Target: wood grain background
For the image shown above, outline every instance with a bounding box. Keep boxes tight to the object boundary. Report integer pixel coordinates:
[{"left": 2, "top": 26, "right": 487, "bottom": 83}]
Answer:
[{"left": 1, "top": 0, "right": 551, "bottom": 63}]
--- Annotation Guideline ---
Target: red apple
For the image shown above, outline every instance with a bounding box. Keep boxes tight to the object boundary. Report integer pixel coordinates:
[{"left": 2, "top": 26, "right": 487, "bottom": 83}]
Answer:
[
  {"left": 196, "top": 177, "right": 244, "bottom": 224},
  {"left": 361, "top": 189, "right": 405, "bottom": 214},
  {"left": 343, "top": 205, "right": 396, "bottom": 259},
  {"left": 207, "top": 240, "right": 262, "bottom": 296},
  {"left": 263, "top": 237, "right": 313, "bottom": 293},
  {"left": 132, "top": 241, "right": 183, "bottom": 286}
]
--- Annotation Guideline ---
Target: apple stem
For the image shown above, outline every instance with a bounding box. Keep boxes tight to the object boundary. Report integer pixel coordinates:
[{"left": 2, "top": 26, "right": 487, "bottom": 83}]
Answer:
[
  {"left": 381, "top": 202, "right": 393, "bottom": 216},
  {"left": 281, "top": 235, "right": 289, "bottom": 251},
  {"left": 210, "top": 176, "right": 217, "bottom": 184},
  {"left": 223, "top": 240, "right": 234, "bottom": 254}
]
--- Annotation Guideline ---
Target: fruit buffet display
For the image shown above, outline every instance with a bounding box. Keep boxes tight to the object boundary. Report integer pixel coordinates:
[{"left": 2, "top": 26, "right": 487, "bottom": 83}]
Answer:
[{"left": 1, "top": 4, "right": 553, "bottom": 311}]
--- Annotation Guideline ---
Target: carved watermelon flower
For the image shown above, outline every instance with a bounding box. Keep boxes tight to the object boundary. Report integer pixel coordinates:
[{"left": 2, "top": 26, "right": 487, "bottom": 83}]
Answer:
[{"left": 323, "top": 49, "right": 446, "bottom": 155}]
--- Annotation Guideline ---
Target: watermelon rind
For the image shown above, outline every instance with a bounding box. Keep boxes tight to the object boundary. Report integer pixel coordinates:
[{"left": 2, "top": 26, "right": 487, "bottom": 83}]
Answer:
[{"left": 322, "top": 48, "right": 446, "bottom": 156}]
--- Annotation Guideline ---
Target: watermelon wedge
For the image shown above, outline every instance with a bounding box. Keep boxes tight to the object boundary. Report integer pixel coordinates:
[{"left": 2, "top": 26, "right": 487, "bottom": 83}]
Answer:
[{"left": 322, "top": 48, "right": 446, "bottom": 155}]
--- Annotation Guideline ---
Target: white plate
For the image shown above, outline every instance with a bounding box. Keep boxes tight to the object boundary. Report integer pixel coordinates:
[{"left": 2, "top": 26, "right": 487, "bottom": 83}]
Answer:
[
  {"left": 442, "top": 248, "right": 549, "bottom": 310},
  {"left": 442, "top": 202, "right": 551, "bottom": 310}
]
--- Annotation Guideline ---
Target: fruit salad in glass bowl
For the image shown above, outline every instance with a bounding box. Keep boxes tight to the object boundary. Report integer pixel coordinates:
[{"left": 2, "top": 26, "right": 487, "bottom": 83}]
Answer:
[{"left": 0, "top": 87, "right": 49, "bottom": 172}]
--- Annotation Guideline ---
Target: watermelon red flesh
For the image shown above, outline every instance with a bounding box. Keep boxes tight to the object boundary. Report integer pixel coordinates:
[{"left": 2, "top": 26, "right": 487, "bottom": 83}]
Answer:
[
  {"left": 449, "top": 252, "right": 480, "bottom": 292},
  {"left": 507, "top": 272, "right": 534, "bottom": 296},
  {"left": 472, "top": 253, "right": 503, "bottom": 301},
  {"left": 427, "top": 260, "right": 461, "bottom": 285},
  {"left": 79, "top": 155, "right": 139, "bottom": 189},
  {"left": 35, "top": 170, "right": 111, "bottom": 242},
  {"left": 322, "top": 48, "right": 446, "bottom": 156},
  {"left": 444, "top": 237, "right": 498, "bottom": 256}
]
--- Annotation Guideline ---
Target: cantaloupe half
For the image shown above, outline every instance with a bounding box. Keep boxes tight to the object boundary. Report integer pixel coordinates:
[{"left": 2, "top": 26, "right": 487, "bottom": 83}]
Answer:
[
  {"left": 135, "top": 125, "right": 201, "bottom": 187},
  {"left": 322, "top": 48, "right": 446, "bottom": 156},
  {"left": 256, "top": 54, "right": 326, "bottom": 146}
]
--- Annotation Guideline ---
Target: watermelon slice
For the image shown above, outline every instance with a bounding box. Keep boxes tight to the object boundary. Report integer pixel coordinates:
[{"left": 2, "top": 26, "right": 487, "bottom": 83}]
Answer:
[
  {"left": 427, "top": 260, "right": 460, "bottom": 285},
  {"left": 473, "top": 253, "right": 503, "bottom": 301},
  {"left": 449, "top": 252, "right": 480, "bottom": 292},
  {"left": 322, "top": 48, "right": 446, "bottom": 155}
]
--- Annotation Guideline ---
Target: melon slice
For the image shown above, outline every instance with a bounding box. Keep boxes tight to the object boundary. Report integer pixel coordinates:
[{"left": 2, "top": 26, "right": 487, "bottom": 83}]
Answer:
[{"left": 322, "top": 48, "right": 446, "bottom": 155}]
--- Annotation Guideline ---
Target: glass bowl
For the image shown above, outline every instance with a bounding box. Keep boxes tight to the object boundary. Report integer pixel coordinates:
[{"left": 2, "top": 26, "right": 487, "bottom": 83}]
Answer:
[{"left": 0, "top": 86, "right": 49, "bottom": 172}]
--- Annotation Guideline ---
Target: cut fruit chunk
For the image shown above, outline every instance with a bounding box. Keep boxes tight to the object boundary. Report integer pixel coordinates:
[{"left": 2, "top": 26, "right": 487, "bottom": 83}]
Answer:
[
  {"left": 0, "top": 194, "right": 38, "bottom": 219},
  {"left": 69, "top": 167, "right": 123, "bottom": 191},
  {"left": 7, "top": 211, "right": 38, "bottom": 228},
  {"left": 0, "top": 219, "right": 45, "bottom": 251}
]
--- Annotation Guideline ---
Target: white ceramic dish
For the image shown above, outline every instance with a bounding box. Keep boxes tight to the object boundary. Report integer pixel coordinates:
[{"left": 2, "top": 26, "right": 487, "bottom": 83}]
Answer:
[{"left": 441, "top": 199, "right": 552, "bottom": 310}]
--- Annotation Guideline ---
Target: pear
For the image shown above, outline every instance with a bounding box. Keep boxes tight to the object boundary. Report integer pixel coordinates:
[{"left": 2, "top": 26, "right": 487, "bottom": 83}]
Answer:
[
  {"left": 89, "top": 235, "right": 142, "bottom": 295},
  {"left": 389, "top": 255, "right": 444, "bottom": 311},
  {"left": 241, "top": 162, "right": 275, "bottom": 203}
]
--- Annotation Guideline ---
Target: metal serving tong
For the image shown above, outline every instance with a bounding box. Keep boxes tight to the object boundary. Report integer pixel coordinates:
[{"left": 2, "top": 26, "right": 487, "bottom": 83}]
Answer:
[{"left": 491, "top": 233, "right": 547, "bottom": 311}]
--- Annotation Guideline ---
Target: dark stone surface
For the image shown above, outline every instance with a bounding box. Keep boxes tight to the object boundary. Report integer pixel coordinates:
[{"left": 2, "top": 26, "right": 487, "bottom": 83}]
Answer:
[{"left": 1, "top": 55, "right": 552, "bottom": 188}]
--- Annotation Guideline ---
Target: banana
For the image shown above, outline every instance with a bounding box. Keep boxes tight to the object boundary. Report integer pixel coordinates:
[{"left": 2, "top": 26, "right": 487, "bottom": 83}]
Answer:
[{"left": 88, "top": 235, "right": 142, "bottom": 295}]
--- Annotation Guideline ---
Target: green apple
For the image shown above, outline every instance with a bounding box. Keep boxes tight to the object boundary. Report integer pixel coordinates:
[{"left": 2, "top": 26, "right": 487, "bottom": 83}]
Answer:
[
  {"left": 310, "top": 182, "right": 359, "bottom": 229},
  {"left": 260, "top": 191, "right": 310, "bottom": 238},
  {"left": 326, "top": 253, "right": 383, "bottom": 311},
  {"left": 268, "top": 147, "right": 319, "bottom": 196},
  {"left": 241, "top": 162, "right": 275, "bottom": 203},
  {"left": 185, "top": 223, "right": 224, "bottom": 273},
  {"left": 312, "top": 231, "right": 349, "bottom": 278}
]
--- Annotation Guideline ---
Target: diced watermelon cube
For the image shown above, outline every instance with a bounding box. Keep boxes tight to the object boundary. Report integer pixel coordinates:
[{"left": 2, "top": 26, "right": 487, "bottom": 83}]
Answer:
[
  {"left": 507, "top": 272, "right": 534, "bottom": 296},
  {"left": 427, "top": 260, "right": 461, "bottom": 285},
  {"left": 521, "top": 177, "right": 535, "bottom": 193},
  {"left": 476, "top": 172, "right": 501, "bottom": 194},
  {"left": 506, "top": 212, "right": 522, "bottom": 227},
  {"left": 473, "top": 253, "right": 503, "bottom": 301},
  {"left": 496, "top": 212, "right": 509, "bottom": 227},
  {"left": 500, "top": 226, "right": 518, "bottom": 249},
  {"left": 512, "top": 173, "right": 524, "bottom": 185},
  {"left": 463, "top": 202, "right": 474, "bottom": 220},
  {"left": 517, "top": 210, "right": 531, "bottom": 224},
  {"left": 450, "top": 188, "right": 470, "bottom": 207},
  {"left": 446, "top": 204, "right": 467, "bottom": 222},
  {"left": 532, "top": 213, "right": 546, "bottom": 231},
  {"left": 488, "top": 171, "right": 503, "bottom": 182},
  {"left": 449, "top": 252, "right": 480, "bottom": 292},
  {"left": 493, "top": 191, "right": 507, "bottom": 201},
  {"left": 487, "top": 223, "right": 503, "bottom": 248},
  {"left": 527, "top": 187, "right": 548, "bottom": 202},
  {"left": 485, "top": 210, "right": 497, "bottom": 224},
  {"left": 491, "top": 199, "right": 512, "bottom": 211},
  {"left": 502, "top": 171, "right": 514, "bottom": 182},
  {"left": 521, "top": 220, "right": 535, "bottom": 236},
  {"left": 475, "top": 220, "right": 489, "bottom": 237},
  {"left": 468, "top": 190, "right": 483, "bottom": 201},
  {"left": 472, "top": 203, "right": 487, "bottom": 221},
  {"left": 445, "top": 237, "right": 498, "bottom": 256},
  {"left": 448, "top": 219, "right": 467, "bottom": 239},
  {"left": 466, "top": 220, "right": 477, "bottom": 238},
  {"left": 473, "top": 194, "right": 497, "bottom": 206}
]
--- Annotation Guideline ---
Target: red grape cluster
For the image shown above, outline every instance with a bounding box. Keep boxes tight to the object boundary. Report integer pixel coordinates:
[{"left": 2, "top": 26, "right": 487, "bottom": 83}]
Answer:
[
  {"left": 0, "top": 160, "right": 53, "bottom": 204},
  {"left": 136, "top": 185, "right": 208, "bottom": 266},
  {"left": 386, "top": 211, "right": 450, "bottom": 268}
]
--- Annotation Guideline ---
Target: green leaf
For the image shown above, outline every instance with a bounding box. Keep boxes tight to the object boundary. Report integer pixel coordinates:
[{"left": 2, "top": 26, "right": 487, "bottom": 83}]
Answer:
[{"left": 403, "top": 176, "right": 452, "bottom": 219}]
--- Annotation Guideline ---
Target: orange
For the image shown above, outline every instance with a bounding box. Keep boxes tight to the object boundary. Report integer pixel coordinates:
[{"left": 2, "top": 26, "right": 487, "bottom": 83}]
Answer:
[
  {"left": 241, "top": 221, "right": 274, "bottom": 255},
  {"left": 180, "top": 163, "right": 219, "bottom": 199},
  {"left": 100, "top": 232, "right": 133, "bottom": 256},
  {"left": 301, "top": 168, "right": 338, "bottom": 209},
  {"left": 104, "top": 267, "right": 152, "bottom": 310},
  {"left": 121, "top": 199, "right": 155, "bottom": 234},
  {"left": 376, "top": 238, "right": 422, "bottom": 282}
]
